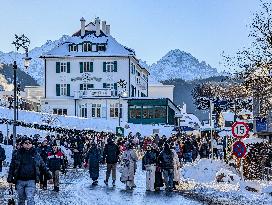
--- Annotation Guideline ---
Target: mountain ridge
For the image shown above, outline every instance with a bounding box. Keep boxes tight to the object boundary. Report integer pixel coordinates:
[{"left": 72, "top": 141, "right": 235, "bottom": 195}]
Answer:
[{"left": 0, "top": 36, "right": 221, "bottom": 85}]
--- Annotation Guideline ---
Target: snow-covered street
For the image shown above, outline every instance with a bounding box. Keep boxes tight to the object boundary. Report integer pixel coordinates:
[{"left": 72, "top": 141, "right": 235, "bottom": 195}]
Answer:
[{"left": 0, "top": 162, "right": 202, "bottom": 205}]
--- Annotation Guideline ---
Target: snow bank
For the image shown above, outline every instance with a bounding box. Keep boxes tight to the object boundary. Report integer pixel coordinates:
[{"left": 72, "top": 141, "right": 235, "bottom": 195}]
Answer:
[
  {"left": 215, "top": 168, "right": 241, "bottom": 184},
  {"left": 182, "top": 159, "right": 228, "bottom": 183}
]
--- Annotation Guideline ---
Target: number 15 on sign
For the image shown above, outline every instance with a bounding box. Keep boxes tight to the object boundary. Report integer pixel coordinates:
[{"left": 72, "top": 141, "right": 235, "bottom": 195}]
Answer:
[{"left": 231, "top": 122, "right": 250, "bottom": 139}]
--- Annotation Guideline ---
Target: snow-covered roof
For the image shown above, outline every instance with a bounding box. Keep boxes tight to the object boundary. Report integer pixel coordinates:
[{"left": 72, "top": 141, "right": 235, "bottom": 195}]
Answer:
[
  {"left": 177, "top": 113, "right": 201, "bottom": 128},
  {"left": 243, "top": 137, "right": 267, "bottom": 145},
  {"left": 42, "top": 33, "right": 134, "bottom": 57}
]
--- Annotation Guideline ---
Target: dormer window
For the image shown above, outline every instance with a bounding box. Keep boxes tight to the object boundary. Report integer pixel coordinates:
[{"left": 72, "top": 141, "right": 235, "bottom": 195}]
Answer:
[
  {"left": 69, "top": 44, "right": 77, "bottom": 52},
  {"left": 98, "top": 44, "right": 106, "bottom": 51},
  {"left": 83, "top": 42, "right": 92, "bottom": 52}
]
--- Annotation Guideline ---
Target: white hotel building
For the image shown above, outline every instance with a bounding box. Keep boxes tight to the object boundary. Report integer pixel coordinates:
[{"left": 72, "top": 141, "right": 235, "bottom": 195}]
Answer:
[
  {"left": 41, "top": 17, "right": 179, "bottom": 126},
  {"left": 40, "top": 17, "right": 149, "bottom": 122}
]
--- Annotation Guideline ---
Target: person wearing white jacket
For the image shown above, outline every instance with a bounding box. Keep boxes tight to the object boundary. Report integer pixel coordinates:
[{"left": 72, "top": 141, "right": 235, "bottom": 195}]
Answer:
[
  {"left": 171, "top": 145, "right": 181, "bottom": 190},
  {"left": 120, "top": 143, "right": 138, "bottom": 190}
]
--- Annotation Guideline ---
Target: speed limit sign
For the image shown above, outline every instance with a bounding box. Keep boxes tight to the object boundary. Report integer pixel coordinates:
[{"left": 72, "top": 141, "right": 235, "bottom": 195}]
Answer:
[{"left": 231, "top": 122, "right": 250, "bottom": 139}]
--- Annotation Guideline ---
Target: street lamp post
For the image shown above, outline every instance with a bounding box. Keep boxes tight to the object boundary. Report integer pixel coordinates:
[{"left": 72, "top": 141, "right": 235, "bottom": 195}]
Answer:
[
  {"left": 116, "top": 79, "right": 127, "bottom": 127},
  {"left": 12, "top": 34, "right": 31, "bottom": 148}
]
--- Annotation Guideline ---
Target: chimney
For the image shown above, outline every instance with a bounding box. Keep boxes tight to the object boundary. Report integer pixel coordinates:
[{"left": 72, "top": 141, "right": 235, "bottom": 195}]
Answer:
[
  {"left": 80, "top": 17, "right": 86, "bottom": 37},
  {"left": 102, "top": 21, "right": 106, "bottom": 33},
  {"left": 106, "top": 25, "right": 110, "bottom": 35},
  {"left": 95, "top": 17, "right": 101, "bottom": 36}
]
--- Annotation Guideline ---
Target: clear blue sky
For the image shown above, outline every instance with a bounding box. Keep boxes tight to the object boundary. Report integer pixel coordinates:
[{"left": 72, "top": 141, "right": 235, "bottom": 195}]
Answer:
[{"left": 0, "top": 0, "right": 261, "bottom": 71}]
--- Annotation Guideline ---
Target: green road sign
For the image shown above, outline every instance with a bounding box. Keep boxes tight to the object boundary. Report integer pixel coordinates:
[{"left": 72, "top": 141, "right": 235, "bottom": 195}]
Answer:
[{"left": 116, "top": 127, "right": 124, "bottom": 136}]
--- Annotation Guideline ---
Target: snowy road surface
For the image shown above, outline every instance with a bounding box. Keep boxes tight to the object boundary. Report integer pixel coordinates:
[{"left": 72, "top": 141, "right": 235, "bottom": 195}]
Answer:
[{"left": 0, "top": 163, "right": 202, "bottom": 205}]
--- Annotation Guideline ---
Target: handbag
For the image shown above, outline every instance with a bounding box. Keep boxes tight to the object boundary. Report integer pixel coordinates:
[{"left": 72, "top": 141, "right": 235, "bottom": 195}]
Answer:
[{"left": 8, "top": 186, "right": 16, "bottom": 205}]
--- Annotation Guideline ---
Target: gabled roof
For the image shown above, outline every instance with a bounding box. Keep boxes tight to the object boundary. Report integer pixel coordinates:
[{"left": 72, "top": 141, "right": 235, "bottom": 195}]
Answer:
[
  {"left": 41, "top": 21, "right": 135, "bottom": 58},
  {"left": 41, "top": 33, "right": 135, "bottom": 58}
]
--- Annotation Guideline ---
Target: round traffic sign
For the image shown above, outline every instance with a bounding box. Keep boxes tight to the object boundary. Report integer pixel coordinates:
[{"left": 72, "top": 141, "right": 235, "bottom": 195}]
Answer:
[
  {"left": 232, "top": 141, "right": 247, "bottom": 158},
  {"left": 231, "top": 122, "right": 250, "bottom": 139}
]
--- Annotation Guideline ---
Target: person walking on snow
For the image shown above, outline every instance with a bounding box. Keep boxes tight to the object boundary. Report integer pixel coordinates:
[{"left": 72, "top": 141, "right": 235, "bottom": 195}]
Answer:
[
  {"left": 171, "top": 143, "right": 181, "bottom": 190},
  {"left": 47, "top": 144, "right": 64, "bottom": 192},
  {"left": 7, "top": 137, "right": 52, "bottom": 205},
  {"left": 37, "top": 140, "right": 51, "bottom": 190},
  {"left": 158, "top": 143, "right": 174, "bottom": 192},
  {"left": 85, "top": 141, "right": 101, "bottom": 186},
  {"left": 142, "top": 144, "right": 157, "bottom": 191},
  {"left": 120, "top": 143, "right": 137, "bottom": 190},
  {"left": 103, "top": 138, "right": 120, "bottom": 186},
  {"left": 0, "top": 144, "right": 6, "bottom": 173}
]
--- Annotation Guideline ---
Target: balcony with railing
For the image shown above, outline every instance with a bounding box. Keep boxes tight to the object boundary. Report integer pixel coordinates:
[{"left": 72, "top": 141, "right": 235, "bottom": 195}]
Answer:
[{"left": 74, "top": 89, "right": 117, "bottom": 99}]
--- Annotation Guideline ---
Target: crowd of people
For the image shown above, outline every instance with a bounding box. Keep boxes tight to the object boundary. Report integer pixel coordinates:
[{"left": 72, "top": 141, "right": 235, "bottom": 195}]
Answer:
[{"left": 0, "top": 131, "right": 228, "bottom": 205}]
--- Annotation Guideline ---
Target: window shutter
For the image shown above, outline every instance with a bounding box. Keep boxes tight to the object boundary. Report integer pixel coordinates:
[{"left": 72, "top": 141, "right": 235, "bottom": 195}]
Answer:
[
  {"left": 67, "top": 84, "right": 70, "bottom": 96},
  {"left": 56, "top": 62, "right": 60, "bottom": 73},
  {"left": 80, "top": 84, "right": 83, "bottom": 90},
  {"left": 103, "top": 62, "right": 106, "bottom": 72},
  {"left": 90, "top": 62, "right": 93, "bottom": 72},
  {"left": 103, "top": 83, "right": 107, "bottom": 88},
  {"left": 114, "top": 61, "right": 117, "bottom": 72},
  {"left": 114, "top": 83, "right": 117, "bottom": 90},
  {"left": 80, "top": 62, "right": 83, "bottom": 73},
  {"left": 56, "top": 84, "right": 60, "bottom": 96},
  {"left": 67, "top": 62, "right": 70, "bottom": 73}
]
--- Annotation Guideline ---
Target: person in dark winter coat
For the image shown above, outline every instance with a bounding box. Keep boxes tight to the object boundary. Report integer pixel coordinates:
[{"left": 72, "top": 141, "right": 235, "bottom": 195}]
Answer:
[
  {"left": 142, "top": 145, "right": 157, "bottom": 191},
  {"left": 191, "top": 138, "right": 199, "bottom": 162},
  {"left": 199, "top": 139, "right": 209, "bottom": 158},
  {"left": 103, "top": 138, "right": 120, "bottom": 186},
  {"left": 153, "top": 144, "right": 164, "bottom": 190},
  {"left": 0, "top": 144, "right": 6, "bottom": 172},
  {"left": 158, "top": 143, "right": 174, "bottom": 191},
  {"left": 183, "top": 138, "right": 193, "bottom": 163},
  {"left": 73, "top": 145, "right": 82, "bottom": 168},
  {"left": 85, "top": 142, "right": 101, "bottom": 185},
  {"left": 0, "top": 131, "right": 3, "bottom": 144},
  {"left": 47, "top": 145, "right": 64, "bottom": 192},
  {"left": 7, "top": 138, "right": 52, "bottom": 205},
  {"left": 38, "top": 140, "right": 51, "bottom": 190}
]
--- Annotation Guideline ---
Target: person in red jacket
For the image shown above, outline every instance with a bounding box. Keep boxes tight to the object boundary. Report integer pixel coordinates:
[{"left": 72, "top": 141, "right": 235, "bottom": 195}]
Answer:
[{"left": 48, "top": 144, "right": 64, "bottom": 192}]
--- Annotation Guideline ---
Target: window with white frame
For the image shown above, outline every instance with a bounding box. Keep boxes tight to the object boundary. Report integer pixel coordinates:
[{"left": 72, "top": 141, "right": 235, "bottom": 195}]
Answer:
[
  {"left": 131, "top": 63, "right": 136, "bottom": 74},
  {"left": 60, "top": 84, "right": 67, "bottom": 96},
  {"left": 53, "top": 108, "right": 67, "bottom": 115},
  {"left": 69, "top": 44, "right": 77, "bottom": 52},
  {"left": 110, "top": 103, "right": 122, "bottom": 118},
  {"left": 83, "top": 43, "right": 91, "bottom": 52},
  {"left": 106, "top": 62, "right": 115, "bottom": 72},
  {"left": 92, "top": 104, "right": 101, "bottom": 118},
  {"left": 79, "top": 104, "right": 87, "bottom": 118},
  {"left": 60, "top": 62, "right": 67, "bottom": 73},
  {"left": 98, "top": 44, "right": 106, "bottom": 51},
  {"left": 80, "top": 83, "right": 94, "bottom": 90},
  {"left": 83, "top": 62, "right": 93, "bottom": 72}
]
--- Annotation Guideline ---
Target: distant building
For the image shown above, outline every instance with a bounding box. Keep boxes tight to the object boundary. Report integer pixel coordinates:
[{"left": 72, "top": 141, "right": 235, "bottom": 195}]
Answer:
[{"left": 148, "top": 83, "right": 174, "bottom": 101}]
